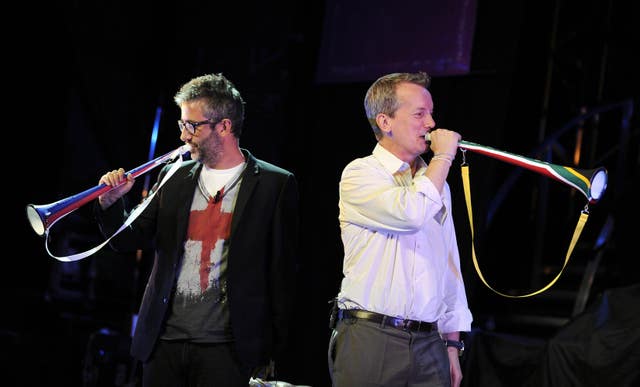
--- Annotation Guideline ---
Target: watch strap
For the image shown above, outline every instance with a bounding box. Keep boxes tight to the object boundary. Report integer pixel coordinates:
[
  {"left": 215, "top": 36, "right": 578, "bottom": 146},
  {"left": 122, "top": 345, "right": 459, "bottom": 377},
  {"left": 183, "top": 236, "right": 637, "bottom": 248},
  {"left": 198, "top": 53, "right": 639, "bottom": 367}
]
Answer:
[{"left": 443, "top": 339, "right": 465, "bottom": 356}]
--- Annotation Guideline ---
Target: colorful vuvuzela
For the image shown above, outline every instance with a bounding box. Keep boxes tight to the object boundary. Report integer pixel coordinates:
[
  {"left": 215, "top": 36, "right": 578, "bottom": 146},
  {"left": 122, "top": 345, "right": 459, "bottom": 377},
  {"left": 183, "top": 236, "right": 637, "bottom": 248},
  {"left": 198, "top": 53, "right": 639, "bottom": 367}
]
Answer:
[
  {"left": 424, "top": 133, "right": 608, "bottom": 204},
  {"left": 26, "top": 144, "right": 191, "bottom": 237}
]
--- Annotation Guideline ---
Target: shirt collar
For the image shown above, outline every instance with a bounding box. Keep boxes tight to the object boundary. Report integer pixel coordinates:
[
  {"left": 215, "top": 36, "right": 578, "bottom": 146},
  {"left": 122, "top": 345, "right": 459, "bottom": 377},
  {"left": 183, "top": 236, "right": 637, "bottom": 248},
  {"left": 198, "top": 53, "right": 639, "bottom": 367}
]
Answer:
[{"left": 372, "top": 143, "right": 427, "bottom": 175}]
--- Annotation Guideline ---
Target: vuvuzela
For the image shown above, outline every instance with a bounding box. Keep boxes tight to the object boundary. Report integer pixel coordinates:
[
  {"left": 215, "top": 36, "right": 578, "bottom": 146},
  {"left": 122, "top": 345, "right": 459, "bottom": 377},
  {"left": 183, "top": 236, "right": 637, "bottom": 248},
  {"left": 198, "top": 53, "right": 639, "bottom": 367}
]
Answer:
[{"left": 424, "top": 133, "right": 608, "bottom": 204}]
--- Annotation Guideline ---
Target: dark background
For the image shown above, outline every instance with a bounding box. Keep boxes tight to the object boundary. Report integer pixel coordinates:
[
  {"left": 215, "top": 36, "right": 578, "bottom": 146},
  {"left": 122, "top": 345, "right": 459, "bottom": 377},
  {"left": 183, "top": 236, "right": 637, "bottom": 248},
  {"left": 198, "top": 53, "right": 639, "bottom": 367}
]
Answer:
[{"left": 6, "top": 0, "right": 639, "bottom": 386}]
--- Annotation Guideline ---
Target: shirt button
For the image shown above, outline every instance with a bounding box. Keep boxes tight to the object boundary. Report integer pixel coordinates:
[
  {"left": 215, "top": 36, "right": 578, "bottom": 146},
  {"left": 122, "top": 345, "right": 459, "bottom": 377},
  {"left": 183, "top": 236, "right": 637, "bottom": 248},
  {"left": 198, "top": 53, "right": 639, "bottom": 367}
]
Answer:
[{"left": 162, "top": 297, "right": 168, "bottom": 304}]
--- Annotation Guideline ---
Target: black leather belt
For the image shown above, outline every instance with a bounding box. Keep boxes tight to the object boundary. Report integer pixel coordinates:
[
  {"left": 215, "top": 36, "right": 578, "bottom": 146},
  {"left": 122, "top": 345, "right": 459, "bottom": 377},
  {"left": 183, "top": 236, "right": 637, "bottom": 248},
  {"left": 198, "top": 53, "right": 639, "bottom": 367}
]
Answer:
[{"left": 338, "top": 309, "right": 437, "bottom": 333}]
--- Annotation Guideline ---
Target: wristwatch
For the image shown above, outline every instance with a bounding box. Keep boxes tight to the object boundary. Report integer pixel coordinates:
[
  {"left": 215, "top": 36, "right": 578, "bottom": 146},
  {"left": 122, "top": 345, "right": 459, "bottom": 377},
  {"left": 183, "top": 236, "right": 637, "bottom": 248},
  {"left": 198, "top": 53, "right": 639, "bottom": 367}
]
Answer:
[{"left": 444, "top": 339, "right": 465, "bottom": 357}]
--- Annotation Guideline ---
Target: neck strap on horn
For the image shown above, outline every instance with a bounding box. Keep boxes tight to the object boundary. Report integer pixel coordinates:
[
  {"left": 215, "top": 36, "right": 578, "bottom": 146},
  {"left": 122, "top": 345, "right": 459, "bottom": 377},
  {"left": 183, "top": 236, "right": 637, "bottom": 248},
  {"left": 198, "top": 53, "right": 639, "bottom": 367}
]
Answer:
[
  {"left": 44, "top": 152, "right": 187, "bottom": 262},
  {"left": 459, "top": 149, "right": 590, "bottom": 298}
]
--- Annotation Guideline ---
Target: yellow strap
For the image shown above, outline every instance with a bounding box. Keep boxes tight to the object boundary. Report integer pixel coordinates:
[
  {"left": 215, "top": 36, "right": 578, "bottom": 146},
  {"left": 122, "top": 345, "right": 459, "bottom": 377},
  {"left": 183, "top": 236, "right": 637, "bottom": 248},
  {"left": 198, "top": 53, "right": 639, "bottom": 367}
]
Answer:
[{"left": 461, "top": 164, "right": 589, "bottom": 298}]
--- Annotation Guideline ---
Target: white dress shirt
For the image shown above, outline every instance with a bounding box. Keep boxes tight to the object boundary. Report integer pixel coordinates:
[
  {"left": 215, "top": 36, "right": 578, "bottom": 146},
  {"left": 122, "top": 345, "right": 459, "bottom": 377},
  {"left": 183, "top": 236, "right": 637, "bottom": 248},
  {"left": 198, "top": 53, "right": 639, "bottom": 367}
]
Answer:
[{"left": 337, "top": 143, "right": 473, "bottom": 334}]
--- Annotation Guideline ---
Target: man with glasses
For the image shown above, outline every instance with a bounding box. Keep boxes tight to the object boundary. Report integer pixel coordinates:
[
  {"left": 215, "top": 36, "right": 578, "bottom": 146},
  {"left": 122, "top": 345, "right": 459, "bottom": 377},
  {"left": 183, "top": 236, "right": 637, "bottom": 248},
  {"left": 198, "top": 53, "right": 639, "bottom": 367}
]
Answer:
[{"left": 96, "top": 73, "right": 299, "bottom": 386}]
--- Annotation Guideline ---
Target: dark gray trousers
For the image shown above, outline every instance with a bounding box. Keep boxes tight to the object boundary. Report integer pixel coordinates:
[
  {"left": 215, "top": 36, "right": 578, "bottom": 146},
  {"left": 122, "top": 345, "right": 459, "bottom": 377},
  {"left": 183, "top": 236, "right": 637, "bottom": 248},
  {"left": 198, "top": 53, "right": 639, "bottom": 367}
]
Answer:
[
  {"left": 143, "top": 340, "right": 249, "bottom": 387},
  {"left": 329, "top": 318, "right": 450, "bottom": 387}
]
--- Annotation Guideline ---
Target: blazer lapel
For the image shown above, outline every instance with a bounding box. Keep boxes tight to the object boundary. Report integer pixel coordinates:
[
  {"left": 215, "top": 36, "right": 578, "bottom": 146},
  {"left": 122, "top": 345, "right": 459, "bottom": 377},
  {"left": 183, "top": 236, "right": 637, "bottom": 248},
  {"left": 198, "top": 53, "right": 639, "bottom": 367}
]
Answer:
[
  {"left": 175, "top": 162, "right": 202, "bottom": 247},
  {"left": 231, "top": 149, "right": 259, "bottom": 235}
]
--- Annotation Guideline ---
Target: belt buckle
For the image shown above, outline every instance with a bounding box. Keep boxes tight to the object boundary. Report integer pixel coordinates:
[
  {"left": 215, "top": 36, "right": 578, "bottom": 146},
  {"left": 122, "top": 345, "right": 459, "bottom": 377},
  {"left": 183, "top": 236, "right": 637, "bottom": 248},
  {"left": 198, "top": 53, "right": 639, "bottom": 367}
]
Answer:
[
  {"left": 385, "top": 316, "right": 398, "bottom": 330},
  {"left": 387, "top": 317, "right": 403, "bottom": 330},
  {"left": 402, "top": 319, "right": 410, "bottom": 331}
]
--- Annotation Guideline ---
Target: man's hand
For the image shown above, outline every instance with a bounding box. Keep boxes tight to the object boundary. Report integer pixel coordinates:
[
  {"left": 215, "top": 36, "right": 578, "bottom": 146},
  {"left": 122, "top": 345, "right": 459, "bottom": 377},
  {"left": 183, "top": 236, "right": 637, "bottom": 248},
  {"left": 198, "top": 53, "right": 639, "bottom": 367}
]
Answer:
[{"left": 98, "top": 168, "right": 135, "bottom": 209}]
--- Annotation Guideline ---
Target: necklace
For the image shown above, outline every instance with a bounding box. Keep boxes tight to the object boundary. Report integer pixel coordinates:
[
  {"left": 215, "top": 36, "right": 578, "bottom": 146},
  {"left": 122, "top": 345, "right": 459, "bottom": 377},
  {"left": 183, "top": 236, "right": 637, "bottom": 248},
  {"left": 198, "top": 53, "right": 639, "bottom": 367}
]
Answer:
[{"left": 197, "top": 163, "right": 247, "bottom": 203}]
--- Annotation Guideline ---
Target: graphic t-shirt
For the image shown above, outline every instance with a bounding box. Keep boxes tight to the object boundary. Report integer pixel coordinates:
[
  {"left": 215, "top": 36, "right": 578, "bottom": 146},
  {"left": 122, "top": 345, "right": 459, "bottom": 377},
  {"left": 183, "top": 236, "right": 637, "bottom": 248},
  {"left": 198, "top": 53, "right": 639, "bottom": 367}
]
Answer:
[{"left": 162, "top": 163, "right": 245, "bottom": 342}]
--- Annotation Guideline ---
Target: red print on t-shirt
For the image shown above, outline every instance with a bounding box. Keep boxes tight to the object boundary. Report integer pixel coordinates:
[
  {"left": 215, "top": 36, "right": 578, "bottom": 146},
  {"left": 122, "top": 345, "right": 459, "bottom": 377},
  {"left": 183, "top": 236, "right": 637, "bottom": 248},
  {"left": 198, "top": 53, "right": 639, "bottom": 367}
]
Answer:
[{"left": 186, "top": 190, "right": 232, "bottom": 293}]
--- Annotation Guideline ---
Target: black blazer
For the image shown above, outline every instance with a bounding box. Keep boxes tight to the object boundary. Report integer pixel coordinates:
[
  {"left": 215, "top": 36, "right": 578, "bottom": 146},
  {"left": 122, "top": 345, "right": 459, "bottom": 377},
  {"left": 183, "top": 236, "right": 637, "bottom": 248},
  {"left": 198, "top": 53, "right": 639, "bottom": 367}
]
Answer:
[{"left": 96, "top": 149, "right": 299, "bottom": 369}]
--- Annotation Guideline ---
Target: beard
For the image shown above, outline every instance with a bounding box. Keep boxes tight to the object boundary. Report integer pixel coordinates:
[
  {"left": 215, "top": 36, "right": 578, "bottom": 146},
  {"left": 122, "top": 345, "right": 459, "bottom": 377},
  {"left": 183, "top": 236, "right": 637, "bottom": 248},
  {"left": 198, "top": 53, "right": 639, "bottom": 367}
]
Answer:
[{"left": 192, "top": 129, "right": 223, "bottom": 166}]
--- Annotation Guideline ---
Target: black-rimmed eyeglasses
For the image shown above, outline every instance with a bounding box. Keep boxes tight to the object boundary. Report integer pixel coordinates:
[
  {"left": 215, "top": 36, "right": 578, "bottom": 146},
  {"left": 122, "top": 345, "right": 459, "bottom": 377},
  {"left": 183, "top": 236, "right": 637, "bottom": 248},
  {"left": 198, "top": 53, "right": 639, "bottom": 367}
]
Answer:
[{"left": 177, "top": 119, "right": 218, "bottom": 135}]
